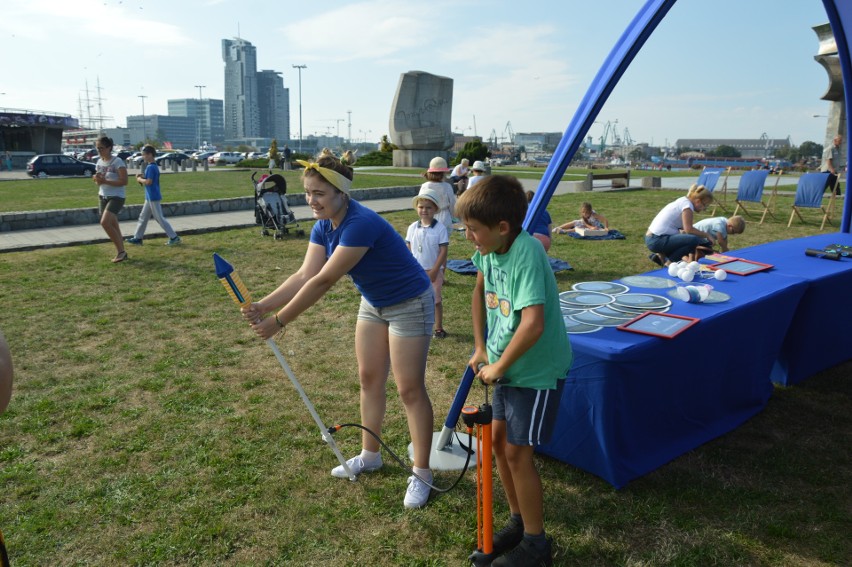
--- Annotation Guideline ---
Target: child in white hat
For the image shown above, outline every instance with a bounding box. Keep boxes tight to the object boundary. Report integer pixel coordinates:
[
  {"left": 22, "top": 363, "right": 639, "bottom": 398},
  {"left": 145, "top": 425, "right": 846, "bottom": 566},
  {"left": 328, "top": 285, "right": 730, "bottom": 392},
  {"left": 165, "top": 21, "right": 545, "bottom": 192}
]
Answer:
[
  {"left": 406, "top": 188, "right": 451, "bottom": 338},
  {"left": 420, "top": 156, "right": 457, "bottom": 234}
]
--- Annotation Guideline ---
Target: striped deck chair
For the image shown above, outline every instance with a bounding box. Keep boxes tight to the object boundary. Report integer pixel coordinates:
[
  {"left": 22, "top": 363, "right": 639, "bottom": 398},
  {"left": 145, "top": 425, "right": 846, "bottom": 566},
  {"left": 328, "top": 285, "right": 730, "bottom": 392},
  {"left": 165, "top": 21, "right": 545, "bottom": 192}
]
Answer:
[
  {"left": 732, "top": 169, "right": 780, "bottom": 224},
  {"left": 787, "top": 172, "right": 837, "bottom": 230},
  {"left": 696, "top": 166, "right": 730, "bottom": 214}
]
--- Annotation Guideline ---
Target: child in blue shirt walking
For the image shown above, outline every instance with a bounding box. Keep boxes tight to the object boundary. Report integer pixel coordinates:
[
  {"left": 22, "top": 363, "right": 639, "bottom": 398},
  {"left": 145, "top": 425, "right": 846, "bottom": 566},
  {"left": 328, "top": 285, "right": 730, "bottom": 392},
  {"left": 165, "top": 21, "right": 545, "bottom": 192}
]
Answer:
[{"left": 126, "top": 145, "right": 181, "bottom": 246}]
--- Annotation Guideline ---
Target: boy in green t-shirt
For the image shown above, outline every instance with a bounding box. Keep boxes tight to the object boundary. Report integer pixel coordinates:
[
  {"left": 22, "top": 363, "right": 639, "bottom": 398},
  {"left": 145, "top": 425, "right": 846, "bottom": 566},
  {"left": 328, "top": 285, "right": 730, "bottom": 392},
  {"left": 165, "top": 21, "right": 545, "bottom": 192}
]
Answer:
[{"left": 455, "top": 175, "right": 573, "bottom": 566}]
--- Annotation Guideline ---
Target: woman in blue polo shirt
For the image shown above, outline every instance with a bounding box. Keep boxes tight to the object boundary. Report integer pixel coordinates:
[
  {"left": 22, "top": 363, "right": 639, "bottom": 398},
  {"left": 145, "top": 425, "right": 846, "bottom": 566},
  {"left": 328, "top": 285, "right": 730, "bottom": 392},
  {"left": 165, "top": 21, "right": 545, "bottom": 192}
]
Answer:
[{"left": 241, "top": 148, "right": 435, "bottom": 509}]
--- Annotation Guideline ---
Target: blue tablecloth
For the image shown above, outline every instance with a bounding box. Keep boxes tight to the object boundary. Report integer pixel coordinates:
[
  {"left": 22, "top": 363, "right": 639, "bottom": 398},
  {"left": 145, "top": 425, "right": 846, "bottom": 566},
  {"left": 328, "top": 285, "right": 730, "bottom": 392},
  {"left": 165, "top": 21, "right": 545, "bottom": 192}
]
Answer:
[
  {"left": 729, "top": 232, "right": 852, "bottom": 385},
  {"left": 536, "top": 257, "right": 809, "bottom": 488}
]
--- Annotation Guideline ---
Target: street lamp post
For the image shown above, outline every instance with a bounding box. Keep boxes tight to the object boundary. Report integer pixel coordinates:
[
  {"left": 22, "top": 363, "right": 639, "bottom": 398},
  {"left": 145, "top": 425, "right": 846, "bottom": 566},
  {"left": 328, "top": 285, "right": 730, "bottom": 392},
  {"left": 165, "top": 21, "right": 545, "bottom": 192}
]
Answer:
[
  {"left": 292, "top": 64, "right": 307, "bottom": 154},
  {"left": 138, "top": 95, "right": 148, "bottom": 144},
  {"left": 194, "top": 85, "right": 206, "bottom": 149}
]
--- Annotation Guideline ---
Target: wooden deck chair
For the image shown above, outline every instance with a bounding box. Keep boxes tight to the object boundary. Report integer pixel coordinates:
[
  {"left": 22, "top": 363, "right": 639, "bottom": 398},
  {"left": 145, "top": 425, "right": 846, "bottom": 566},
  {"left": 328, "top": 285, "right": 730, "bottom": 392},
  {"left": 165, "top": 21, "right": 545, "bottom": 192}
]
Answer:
[
  {"left": 766, "top": 170, "right": 783, "bottom": 215},
  {"left": 696, "top": 166, "right": 730, "bottom": 214},
  {"left": 787, "top": 172, "right": 836, "bottom": 230},
  {"left": 732, "top": 169, "right": 777, "bottom": 224}
]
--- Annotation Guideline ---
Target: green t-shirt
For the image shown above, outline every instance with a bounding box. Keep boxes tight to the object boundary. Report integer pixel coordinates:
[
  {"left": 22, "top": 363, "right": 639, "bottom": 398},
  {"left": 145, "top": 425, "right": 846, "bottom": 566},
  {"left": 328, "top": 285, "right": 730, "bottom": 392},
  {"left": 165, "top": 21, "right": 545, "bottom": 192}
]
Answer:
[{"left": 472, "top": 231, "right": 572, "bottom": 389}]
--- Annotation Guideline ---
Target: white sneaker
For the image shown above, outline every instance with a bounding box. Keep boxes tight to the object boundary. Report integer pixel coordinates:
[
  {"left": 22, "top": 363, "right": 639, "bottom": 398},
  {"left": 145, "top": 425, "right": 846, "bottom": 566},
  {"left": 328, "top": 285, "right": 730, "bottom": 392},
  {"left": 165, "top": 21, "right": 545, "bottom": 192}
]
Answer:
[
  {"left": 403, "top": 474, "right": 431, "bottom": 509},
  {"left": 330, "top": 455, "right": 382, "bottom": 479}
]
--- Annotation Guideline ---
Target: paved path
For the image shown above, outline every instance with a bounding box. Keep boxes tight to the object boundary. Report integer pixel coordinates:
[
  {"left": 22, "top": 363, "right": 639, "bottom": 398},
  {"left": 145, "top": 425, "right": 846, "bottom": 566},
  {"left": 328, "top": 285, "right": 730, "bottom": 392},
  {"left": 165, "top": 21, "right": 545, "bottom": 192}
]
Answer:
[{"left": 0, "top": 174, "right": 803, "bottom": 253}]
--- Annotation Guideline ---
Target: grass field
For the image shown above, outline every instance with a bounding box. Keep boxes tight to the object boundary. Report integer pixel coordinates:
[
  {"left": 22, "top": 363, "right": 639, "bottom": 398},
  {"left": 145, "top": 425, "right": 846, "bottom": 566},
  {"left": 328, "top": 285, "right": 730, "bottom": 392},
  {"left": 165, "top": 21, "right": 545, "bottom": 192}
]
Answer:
[{"left": 0, "top": 176, "right": 849, "bottom": 566}]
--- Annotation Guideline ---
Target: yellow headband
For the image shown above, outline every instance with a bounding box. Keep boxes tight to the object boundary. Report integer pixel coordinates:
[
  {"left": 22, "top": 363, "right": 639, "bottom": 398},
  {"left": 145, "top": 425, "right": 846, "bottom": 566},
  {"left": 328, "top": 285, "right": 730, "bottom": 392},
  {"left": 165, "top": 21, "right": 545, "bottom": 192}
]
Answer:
[{"left": 296, "top": 159, "right": 352, "bottom": 195}]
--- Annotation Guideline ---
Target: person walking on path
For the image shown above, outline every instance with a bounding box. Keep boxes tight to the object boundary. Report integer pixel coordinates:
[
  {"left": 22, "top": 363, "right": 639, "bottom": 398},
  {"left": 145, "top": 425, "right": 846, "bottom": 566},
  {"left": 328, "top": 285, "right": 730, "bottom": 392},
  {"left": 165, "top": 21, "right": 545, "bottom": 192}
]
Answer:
[
  {"left": 93, "top": 136, "right": 129, "bottom": 263},
  {"left": 282, "top": 145, "right": 292, "bottom": 170},
  {"left": 126, "top": 145, "right": 181, "bottom": 246}
]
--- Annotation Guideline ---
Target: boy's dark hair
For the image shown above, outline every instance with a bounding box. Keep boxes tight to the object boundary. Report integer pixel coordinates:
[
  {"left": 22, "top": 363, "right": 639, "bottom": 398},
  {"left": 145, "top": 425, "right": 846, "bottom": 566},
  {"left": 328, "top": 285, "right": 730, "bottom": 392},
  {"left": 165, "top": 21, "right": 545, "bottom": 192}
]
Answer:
[
  {"left": 455, "top": 175, "right": 527, "bottom": 229},
  {"left": 142, "top": 145, "right": 156, "bottom": 155}
]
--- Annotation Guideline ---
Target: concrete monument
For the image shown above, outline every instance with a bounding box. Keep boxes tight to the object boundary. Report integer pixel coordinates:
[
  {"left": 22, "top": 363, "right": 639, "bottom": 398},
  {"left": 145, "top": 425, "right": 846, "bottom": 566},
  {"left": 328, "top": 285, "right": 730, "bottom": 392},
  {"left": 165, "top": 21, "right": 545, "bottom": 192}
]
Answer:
[
  {"left": 814, "top": 23, "right": 847, "bottom": 167},
  {"left": 389, "top": 71, "right": 454, "bottom": 168}
]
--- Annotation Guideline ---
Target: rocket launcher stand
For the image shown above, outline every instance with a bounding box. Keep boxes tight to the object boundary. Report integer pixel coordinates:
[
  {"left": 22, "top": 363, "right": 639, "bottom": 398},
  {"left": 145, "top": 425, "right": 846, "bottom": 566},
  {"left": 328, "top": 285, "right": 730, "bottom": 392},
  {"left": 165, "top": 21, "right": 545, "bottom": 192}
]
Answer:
[{"left": 213, "top": 253, "right": 355, "bottom": 481}]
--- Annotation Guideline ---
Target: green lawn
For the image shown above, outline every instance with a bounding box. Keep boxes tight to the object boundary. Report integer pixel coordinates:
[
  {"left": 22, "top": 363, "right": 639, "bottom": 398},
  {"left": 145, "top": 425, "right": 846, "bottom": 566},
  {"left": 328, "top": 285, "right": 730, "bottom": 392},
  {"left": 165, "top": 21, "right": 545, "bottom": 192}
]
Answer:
[
  {"left": 0, "top": 183, "right": 848, "bottom": 565},
  {"left": 0, "top": 169, "right": 421, "bottom": 213}
]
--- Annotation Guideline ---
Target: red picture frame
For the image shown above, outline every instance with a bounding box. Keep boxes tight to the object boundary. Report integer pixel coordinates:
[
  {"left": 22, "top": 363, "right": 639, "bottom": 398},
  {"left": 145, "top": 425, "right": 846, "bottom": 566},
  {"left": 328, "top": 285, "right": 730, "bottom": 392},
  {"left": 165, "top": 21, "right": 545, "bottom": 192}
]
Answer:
[
  {"left": 616, "top": 311, "right": 700, "bottom": 339},
  {"left": 707, "top": 257, "right": 774, "bottom": 276}
]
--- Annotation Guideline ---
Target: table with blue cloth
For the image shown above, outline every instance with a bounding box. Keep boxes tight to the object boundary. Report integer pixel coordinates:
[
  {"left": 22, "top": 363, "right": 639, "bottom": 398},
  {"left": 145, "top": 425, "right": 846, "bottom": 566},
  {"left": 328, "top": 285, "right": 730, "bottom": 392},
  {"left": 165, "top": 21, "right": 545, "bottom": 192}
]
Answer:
[
  {"left": 728, "top": 232, "right": 852, "bottom": 385},
  {"left": 536, "top": 259, "right": 809, "bottom": 489}
]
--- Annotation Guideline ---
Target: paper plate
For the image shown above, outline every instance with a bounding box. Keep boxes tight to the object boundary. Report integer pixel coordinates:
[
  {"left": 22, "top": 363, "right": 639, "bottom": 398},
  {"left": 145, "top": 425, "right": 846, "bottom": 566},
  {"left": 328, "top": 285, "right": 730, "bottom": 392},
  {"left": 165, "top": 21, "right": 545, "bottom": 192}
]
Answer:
[
  {"left": 667, "top": 288, "right": 731, "bottom": 304},
  {"left": 571, "top": 281, "right": 629, "bottom": 295},
  {"left": 563, "top": 318, "right": 603, "bottom": 334},
  {"left": 590, "top": 306, "right": 638, "bottom": 321},
  {"left": 619, "top": 275, "right": 677, "bottom": 289},
  {"left": 559, "top": 290, "right": 615, "bottom": 307},
  {"left": 612, "top": 293, "right": 672, "bottom": 310},
  {"left": 560, "top": 306, "right": 587, "bottom": 317},
  {"left": 607, "top": 303, "right": 671, "bottom": 315},
  {"left": 571, "top": 311, "right": 628, "bottom": 327}
]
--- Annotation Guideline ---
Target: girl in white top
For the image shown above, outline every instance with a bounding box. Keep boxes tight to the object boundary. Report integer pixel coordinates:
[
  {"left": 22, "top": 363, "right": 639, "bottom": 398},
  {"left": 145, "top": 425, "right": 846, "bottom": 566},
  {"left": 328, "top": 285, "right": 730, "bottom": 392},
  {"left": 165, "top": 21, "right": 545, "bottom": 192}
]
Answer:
[
  {"left": 645, "top": 184, "right": 715, "bottom": 266},
  {"left": 418, "top": 156, "right": 456, "bottom": 233},
  {"left": 92, "top": 136, "right": 129, "bottom": 263}
]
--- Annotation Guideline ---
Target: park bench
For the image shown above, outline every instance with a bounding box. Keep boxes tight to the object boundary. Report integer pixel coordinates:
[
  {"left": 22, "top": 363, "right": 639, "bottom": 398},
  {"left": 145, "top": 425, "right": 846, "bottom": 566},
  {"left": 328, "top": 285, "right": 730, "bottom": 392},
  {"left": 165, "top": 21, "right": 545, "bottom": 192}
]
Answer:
[{"left": 571, "top": 170, "right": 631, "bottom": 191}]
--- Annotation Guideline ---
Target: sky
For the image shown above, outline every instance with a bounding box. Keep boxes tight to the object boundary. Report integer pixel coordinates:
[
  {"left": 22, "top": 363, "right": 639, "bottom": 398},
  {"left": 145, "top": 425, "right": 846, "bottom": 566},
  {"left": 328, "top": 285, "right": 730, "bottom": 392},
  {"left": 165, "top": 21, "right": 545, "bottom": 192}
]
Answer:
[{"left": 0, "top": 0, "right": 839, "bottom": 150}]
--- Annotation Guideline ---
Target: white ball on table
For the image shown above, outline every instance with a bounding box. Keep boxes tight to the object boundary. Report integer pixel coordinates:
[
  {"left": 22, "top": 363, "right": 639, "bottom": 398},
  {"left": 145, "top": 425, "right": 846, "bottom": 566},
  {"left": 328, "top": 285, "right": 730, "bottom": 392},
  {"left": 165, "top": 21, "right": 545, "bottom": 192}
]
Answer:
[{"left": 714, "top": 269, "right": 728, "bottom": 281}]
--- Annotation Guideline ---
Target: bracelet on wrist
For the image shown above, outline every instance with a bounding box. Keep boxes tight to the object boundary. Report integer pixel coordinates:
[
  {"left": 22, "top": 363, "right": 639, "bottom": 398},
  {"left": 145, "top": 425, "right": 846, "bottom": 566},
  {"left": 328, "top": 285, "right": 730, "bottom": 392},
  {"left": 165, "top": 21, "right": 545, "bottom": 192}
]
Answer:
[{"left": 274, "top": 313, "right": 285, "bottom": 328}]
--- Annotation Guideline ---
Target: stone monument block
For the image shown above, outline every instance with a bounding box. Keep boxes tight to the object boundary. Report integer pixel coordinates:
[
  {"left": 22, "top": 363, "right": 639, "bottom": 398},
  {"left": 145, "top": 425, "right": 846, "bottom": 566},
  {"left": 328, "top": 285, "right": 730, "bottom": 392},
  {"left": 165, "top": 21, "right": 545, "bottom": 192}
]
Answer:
[{"left": 389, "top": 71, "right": 453, "bottom": 168}]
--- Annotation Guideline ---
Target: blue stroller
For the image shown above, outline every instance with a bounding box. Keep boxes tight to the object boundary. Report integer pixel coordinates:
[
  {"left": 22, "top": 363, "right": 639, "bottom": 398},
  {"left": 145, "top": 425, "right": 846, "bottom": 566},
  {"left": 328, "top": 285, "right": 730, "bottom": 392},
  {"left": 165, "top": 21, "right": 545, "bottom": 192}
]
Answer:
[{"left": 252, "top": 172, "right": 303, "bottom": 239}]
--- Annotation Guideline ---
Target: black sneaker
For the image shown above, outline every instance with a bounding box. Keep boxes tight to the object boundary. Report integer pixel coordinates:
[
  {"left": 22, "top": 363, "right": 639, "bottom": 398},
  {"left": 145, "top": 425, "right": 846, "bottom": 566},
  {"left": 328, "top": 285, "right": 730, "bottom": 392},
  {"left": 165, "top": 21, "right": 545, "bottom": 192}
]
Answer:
[
  {"left": 492, "top": 517, "right": 524, "bottom": 556},
  {"left": 648, "top": 252, "right": 663, "bottom": 266},
  {"left": 492, "top": 536, "right": 553, "bottom": 567}
]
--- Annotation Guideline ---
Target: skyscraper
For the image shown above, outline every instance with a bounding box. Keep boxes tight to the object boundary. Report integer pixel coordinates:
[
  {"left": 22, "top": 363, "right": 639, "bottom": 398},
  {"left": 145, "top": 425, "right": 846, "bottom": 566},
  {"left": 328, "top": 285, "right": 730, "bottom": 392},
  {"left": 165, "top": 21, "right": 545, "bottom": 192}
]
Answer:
[
  {"left": 256, "top": 70, "right": 290, "bottom": 143},
  {"left": 221, "top": 38, "right": 260, "bottom": 139}
]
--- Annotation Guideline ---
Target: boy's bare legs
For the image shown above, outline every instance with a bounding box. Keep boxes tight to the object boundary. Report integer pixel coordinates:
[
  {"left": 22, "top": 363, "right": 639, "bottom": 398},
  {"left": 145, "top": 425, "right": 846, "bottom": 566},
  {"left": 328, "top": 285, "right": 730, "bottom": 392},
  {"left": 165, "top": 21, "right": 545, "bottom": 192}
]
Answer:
[
  {"left": 493, "top": 419, "right": 544, "bottom": 535},
  {"left": 434, "top": 301, "right": 444, "bottom": 333}
]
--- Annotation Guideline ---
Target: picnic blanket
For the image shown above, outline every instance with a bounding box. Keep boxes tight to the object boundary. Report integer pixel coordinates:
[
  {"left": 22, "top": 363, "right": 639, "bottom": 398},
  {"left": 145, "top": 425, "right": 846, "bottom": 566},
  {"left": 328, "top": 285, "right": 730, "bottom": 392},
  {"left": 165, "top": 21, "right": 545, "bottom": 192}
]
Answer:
[
  {"left": 447, "top": 257, "right": 573, "bottom": 275},
  {"left": 567, "top": 229, "right": 626, "bottom": 240}
]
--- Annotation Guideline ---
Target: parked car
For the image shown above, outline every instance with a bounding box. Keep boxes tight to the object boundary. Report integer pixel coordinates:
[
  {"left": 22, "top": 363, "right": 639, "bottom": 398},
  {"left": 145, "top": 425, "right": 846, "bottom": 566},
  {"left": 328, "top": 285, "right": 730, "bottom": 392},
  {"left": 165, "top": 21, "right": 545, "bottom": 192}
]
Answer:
[
  {"left": 27, "top": 154, "right": 97, "bottom": 178},
  {"left": 192, "top": 151, "right": 215, "bottom": 163},
  {"left": 132, "top": 152, "right": 166, "bottom": 166},
  {"left": 78, "top": 148, "right": 100, "bottom": 162},
  {"left": 155, "top": 152, "right": 192, "bottom": 166},
  {"left": 209, "top": 152, "right": 243, "bottom": 165}
]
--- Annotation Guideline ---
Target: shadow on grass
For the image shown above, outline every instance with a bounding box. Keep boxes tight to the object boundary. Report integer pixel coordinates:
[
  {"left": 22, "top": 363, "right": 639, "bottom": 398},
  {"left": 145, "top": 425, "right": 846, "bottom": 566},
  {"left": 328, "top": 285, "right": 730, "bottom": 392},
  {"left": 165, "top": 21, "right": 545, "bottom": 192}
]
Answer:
[{"left": 538, "top": 361, "right": 851, "bottom": 565}]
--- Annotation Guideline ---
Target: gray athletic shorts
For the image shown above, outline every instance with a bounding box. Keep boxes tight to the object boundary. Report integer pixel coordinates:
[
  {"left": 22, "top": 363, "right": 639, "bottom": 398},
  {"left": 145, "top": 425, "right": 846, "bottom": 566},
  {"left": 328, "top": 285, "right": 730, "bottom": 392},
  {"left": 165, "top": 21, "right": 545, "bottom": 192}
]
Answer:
[
  {"left": 99, "top": 195, "right": 125, "bottom": 216},
  {"left": 492, "top": 378, "right": 566, "bottom": 446},
  {"left": 357, "top": 287, "right": 435, "bottom": 337}
]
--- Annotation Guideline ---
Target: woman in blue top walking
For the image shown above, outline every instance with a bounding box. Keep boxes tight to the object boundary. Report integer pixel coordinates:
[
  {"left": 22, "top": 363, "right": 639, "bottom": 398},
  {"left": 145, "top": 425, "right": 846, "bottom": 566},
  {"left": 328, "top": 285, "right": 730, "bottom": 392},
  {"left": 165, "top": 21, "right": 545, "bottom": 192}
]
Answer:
[{"left": 241, "top": 148, "right": 436, "bottom": 509}]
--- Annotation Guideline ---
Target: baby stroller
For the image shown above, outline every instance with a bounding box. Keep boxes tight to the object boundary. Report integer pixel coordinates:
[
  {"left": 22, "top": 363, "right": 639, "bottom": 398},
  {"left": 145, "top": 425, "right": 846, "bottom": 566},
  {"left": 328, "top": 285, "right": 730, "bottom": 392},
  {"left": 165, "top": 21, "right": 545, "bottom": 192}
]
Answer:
[{"left": 252, "top": 172, "right": 303, "bottom": 239}]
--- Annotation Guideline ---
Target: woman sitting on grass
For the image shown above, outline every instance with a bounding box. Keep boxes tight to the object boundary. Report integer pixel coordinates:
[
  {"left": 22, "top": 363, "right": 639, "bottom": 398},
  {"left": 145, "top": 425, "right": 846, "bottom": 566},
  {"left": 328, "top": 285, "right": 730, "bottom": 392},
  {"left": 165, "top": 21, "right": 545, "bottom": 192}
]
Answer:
[{"left": 645, "top": 184, "right": 715, "bottom": 266}]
